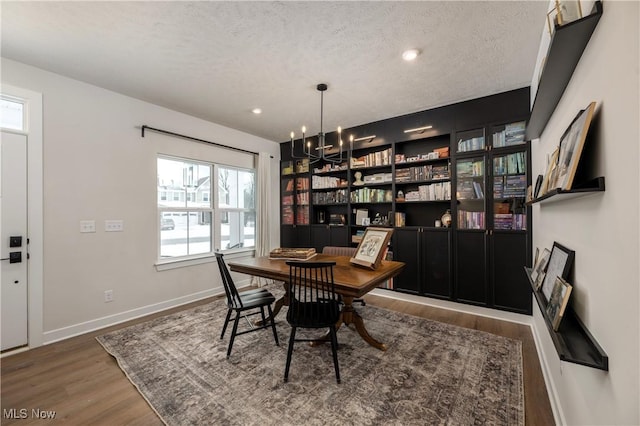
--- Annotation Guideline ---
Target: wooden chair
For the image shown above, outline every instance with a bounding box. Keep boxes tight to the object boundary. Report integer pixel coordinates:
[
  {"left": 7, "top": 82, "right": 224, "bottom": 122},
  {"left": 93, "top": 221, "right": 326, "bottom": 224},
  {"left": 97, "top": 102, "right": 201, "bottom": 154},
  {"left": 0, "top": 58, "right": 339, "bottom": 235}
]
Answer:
[
  {"left": 284, "top": 261, "right": 341, "bottom": 384},
  {"left": 321, "top": 246, "right": 365, "bottom": 306},
  {"left": 215, "top": 252, "right": 279, "bottom": 359}
]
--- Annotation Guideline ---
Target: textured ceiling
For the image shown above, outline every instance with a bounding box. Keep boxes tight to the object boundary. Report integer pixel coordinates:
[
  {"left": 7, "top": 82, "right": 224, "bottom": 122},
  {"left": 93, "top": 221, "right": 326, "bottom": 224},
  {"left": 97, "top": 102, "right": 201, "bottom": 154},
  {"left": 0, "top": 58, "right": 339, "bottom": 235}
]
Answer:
[{"left": 1, "top": 1, "right": 548, "bottom": 143}]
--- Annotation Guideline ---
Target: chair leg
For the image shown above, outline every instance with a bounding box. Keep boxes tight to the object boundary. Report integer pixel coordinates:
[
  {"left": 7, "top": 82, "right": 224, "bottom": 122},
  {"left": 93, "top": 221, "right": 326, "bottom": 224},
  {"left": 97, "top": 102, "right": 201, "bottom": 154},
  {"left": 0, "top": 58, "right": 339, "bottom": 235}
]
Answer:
[
  {"left": 220, "top": 308, "right": 232, "bottom": 340},
  {"left": 329, "top": 326, "right": 341, "bottom": 384},
  {"left": 284, "top": 326, "right": 297, "bottom": 383},
  {"left": 268, "top": 305, "right": 279, "bottom": 346},
  {"left": 259, "top": 306, "right": 267, "bottom": 327},
  {"left": 227, "top": 311, "right": 241, "bottom": 359}
]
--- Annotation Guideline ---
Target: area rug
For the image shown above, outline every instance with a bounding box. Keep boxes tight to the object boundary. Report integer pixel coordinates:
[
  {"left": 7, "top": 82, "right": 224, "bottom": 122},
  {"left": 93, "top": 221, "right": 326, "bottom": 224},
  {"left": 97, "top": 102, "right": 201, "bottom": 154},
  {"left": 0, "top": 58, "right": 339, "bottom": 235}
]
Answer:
[{"left": 97, "top": 298, "right": 524, "bottom": 425}]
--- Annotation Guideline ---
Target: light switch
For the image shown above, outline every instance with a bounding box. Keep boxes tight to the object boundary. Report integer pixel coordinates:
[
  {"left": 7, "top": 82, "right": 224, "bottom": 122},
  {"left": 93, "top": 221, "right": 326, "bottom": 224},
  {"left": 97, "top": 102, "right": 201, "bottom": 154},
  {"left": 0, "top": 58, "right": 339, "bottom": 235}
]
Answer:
[
  {"left": 105, "top": 220, "right": 124, "bottom": 232},
  {"left": 80, "top": 220, "right": 96, "bottom": 233}
]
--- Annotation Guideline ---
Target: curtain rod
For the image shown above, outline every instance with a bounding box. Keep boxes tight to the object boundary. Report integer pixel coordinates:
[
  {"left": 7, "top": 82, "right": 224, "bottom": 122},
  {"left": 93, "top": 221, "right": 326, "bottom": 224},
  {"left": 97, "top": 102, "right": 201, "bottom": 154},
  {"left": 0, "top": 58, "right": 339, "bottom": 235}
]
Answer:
[{"left": 140, "top": 125, "right": 273, "bottom": 158}]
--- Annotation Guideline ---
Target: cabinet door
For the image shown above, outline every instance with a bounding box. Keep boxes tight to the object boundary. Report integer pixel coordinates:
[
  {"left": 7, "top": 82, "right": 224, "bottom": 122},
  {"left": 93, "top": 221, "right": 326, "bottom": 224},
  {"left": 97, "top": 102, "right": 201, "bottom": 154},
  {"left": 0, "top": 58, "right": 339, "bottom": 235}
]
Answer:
[
  {"left": 455, "top": 231, "right": 487, "bottom": 305},
  {"left": 392, "top": 228, "right": 420, "bottom": 293},
  {"left": 455, "top": 155, "right": 486, "bottom": 230},
  {"left": 491, "top": 232, "right": 531, "bottom": 313},
  {"left": 281, "top": 226, "right": 296, "bottom": 248},
  {"left": 421, "top": 229, "right": 451, "bottom": 298},
  {"left": 329, "top": 226, "right": 349, "bottom": 247},
  {"left": 311, "top": 225, "right": 331, "bottom": 252}
]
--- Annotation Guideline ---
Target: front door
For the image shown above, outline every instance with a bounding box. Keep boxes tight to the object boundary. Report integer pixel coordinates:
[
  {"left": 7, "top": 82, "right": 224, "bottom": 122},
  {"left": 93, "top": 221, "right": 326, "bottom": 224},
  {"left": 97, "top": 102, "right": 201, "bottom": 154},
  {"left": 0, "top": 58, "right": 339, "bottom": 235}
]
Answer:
[{"left": 1, "top": 131, "right": 28, "bottom": 351}]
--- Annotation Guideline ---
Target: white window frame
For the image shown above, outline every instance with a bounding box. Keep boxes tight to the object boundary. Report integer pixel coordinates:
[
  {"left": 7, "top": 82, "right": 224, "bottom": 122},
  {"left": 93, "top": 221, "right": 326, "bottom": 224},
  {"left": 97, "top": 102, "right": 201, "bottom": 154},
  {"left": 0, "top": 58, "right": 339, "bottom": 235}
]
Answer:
[
  {"left": 156, "top": 156, "right": 256, "bottom": 270},
  {"left": 214, "top": 164, "right": 256, "bottom": 253}
]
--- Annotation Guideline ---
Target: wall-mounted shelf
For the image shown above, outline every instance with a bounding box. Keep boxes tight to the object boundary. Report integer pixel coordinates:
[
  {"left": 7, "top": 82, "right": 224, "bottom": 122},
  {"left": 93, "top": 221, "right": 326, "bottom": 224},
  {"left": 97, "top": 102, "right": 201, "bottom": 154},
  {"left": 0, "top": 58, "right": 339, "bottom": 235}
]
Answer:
[
  {"left": 524, "top": 267, "right": 608, "bottom": 370},
  {"left": 527, "top": 176, "right": 604, "bottom": 205},
  {"left": 526, "top": 1, "right": 603, "bottom": 140}
]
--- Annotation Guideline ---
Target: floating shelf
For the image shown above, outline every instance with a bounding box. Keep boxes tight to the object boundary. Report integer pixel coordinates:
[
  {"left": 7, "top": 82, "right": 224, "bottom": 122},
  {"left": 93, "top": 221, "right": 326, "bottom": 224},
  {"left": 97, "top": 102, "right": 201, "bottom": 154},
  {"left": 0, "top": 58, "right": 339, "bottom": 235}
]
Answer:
[
  {"left": 528, "top": 177, "right": 605, "bottom": 205},
  {"left": 524, "top": 267, "right": 608, "bottom": 370},
  {"left": 526, "top": 1, "right": 603, "bottom": 140}
]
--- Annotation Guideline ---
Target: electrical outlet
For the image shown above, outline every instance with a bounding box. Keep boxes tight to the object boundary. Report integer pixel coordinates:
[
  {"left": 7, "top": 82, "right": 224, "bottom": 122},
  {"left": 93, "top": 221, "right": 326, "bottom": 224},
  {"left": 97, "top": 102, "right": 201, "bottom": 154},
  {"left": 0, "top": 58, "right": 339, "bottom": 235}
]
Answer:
[
  {"left": 105, "top": 220, "right": 124, "bottom": 232},
  {"left": 104, "top": 289, "right": 114, "bottom": 303},
  {"left": 80, "top": 220, "right": 96, "bottom": 233}
]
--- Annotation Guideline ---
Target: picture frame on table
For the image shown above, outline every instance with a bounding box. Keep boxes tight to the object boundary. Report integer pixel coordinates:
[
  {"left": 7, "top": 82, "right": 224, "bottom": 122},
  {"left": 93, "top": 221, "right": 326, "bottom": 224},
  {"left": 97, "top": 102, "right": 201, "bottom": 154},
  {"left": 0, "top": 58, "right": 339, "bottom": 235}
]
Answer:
[
  {"left": 541, "top": 242, "right": 575, "bottom": 301},
  {"left": 553, "top": 102, "right": 596, "bottom": 191},
  {"left": 546, "top": 276, "right": 573, "bottom": 331},
  {"left": 350, "top": 227, "right": 394, "bottom": 270}
]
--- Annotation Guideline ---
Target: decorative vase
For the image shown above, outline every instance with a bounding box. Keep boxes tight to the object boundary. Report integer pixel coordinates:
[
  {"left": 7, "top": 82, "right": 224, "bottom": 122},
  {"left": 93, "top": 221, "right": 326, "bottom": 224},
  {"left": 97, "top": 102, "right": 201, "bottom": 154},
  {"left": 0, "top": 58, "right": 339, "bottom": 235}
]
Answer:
[{"left": 441, "top": 209, "right": 452, "bottom": 228}]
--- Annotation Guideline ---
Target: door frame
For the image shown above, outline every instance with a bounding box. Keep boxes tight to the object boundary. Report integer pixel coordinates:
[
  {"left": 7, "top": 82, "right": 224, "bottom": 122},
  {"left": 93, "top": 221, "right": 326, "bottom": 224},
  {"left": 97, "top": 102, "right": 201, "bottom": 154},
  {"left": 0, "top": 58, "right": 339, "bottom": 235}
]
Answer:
[{"left": 1, "top": 83, "right": 44, "bottom": 349}]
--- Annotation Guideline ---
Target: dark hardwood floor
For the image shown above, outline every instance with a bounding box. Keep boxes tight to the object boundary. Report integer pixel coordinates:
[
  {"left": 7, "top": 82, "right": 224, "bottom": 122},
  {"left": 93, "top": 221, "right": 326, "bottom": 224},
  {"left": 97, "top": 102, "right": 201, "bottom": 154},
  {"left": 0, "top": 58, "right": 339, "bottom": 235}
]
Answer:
[{"left": 1, "top": 293, "right": 554, "bottom": 425}]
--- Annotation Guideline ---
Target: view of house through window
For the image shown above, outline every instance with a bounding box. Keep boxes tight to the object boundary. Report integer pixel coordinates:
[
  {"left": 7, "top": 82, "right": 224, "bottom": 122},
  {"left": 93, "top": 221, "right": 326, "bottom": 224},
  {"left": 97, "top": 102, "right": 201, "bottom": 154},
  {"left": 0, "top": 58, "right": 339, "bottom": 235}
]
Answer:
[
  {"left": 217, "top": 166, "right": 256, "bottom": 250},
  {"left": 158, "top": 157, "right": 212, "bottom": 258},
  {"left": 157, "top": 156, "right": 256, "bottom": 260}
]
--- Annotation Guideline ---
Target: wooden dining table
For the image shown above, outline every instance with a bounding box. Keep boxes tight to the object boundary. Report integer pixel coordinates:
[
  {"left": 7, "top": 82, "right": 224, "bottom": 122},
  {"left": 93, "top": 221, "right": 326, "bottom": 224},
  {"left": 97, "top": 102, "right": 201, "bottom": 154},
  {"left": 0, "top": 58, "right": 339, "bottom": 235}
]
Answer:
[{"left": 227, "top": 254, "right": 405, "bottom": 351}]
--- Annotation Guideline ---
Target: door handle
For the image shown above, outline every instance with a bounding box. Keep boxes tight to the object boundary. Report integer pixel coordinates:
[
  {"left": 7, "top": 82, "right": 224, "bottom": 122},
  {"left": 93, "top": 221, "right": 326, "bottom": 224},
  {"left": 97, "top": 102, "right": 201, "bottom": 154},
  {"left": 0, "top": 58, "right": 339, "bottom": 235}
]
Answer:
[{"left": 0, "top": 252, "right": 22, "bottom": 263}]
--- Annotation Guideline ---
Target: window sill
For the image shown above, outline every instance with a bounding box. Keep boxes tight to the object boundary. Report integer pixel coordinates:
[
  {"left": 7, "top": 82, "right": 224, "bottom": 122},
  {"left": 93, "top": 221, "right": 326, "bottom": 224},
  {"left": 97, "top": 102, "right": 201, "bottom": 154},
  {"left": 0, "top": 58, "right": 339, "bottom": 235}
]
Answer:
[{"left": 155, "top": 248, "right": 255, "bottom": 271}]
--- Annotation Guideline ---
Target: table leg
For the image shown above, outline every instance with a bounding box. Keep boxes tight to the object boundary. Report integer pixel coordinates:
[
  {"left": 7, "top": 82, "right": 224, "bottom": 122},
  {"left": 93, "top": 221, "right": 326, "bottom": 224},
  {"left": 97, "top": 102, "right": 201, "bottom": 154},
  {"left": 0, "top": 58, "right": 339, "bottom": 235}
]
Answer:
[
  {"left": 255, "top": 281, "right": 289, "bottom": 326},
  {"left": 341, "top": 296, "right": 387, "bottom": 351}
]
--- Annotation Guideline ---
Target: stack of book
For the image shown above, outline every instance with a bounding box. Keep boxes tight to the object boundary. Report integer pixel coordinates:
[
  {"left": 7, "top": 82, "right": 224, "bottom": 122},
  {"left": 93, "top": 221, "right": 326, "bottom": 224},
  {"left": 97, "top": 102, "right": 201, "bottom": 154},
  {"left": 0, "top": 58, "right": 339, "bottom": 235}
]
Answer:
[{"left": 269, "top": 247, "right": 317, "bottom": 260}]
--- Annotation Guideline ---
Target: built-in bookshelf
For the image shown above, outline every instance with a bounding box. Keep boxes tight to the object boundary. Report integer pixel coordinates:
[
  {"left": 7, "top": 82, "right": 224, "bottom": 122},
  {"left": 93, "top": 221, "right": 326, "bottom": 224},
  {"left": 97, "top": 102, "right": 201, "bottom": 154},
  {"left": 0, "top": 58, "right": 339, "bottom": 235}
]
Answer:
[{"left": 280, "top": 88, "right": 532, "bottom": 315}]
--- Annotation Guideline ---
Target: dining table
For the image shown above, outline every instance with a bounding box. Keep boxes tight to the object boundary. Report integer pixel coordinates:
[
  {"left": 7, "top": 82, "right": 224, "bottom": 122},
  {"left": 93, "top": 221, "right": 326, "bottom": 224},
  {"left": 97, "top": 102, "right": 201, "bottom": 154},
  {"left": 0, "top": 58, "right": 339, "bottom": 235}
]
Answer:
[{"left": 228, "top": 254, "right": 405, "bottom": 351}]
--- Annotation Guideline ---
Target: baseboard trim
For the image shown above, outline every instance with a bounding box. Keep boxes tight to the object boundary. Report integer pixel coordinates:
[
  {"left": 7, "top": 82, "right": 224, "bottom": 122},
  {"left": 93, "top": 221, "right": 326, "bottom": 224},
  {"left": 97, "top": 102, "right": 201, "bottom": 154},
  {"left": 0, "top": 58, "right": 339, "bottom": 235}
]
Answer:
[
  {"left": 42, "top": 286, "right": 226, "bottom": 345},
  {"left": 529, "top": 304, "right": 565, "bottom": 426},
  {"left": 369, "top": 289, "right": 533, "bottom": 326}
]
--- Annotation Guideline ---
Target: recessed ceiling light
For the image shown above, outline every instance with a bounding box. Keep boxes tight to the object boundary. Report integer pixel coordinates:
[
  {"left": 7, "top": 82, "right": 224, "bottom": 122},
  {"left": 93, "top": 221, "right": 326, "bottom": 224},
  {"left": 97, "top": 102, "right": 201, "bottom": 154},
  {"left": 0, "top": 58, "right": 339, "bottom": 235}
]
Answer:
[
  {"left": 402, "top": 49, "right": 420, "bottom": 61},
  {"left": 252, "top": 108, "right": 262, "bottom": 114}
]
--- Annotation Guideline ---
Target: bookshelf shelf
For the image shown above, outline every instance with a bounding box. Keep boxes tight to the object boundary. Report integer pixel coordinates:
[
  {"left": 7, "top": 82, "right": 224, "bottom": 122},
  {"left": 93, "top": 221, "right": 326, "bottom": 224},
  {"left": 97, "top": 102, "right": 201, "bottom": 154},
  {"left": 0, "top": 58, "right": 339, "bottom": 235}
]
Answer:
[
  {"left": 527, "top": 177, "right": 605, "bottom": 205},
  {"left": 526, "top": 1, "right": 603, "bottom": 140},
  {"left": 524, "top": 267, "right": 608, "bottom": 370}
]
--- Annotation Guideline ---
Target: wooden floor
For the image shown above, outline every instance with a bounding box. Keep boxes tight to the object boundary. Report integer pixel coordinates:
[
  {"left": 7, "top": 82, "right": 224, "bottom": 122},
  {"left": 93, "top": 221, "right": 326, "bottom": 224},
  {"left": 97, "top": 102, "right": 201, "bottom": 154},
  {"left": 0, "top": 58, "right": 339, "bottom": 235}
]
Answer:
[{"left": 1, "top": 294, "right": 554, "bottom": 425}]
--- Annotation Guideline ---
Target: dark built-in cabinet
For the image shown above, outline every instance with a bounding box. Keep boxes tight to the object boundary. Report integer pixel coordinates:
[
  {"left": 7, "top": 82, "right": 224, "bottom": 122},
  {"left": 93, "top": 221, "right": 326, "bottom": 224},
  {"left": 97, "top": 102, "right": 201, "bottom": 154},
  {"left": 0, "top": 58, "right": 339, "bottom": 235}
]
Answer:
[{"left": 280, "top": 88, "right": 532, "bottom": 315}]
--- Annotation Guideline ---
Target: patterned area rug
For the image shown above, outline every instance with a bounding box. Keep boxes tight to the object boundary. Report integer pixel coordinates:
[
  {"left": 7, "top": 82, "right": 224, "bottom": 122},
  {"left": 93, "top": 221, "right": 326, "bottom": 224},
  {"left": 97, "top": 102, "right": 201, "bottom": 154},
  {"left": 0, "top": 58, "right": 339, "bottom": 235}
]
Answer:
[{"left": 97, "top": 297, "right": 524, "bottom": 425}]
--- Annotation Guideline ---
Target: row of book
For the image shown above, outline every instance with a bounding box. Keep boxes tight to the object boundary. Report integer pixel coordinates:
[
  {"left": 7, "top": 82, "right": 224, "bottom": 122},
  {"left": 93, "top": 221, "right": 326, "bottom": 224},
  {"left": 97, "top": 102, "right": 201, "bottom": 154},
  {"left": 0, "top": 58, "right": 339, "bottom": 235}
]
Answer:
[
  {"left": 312, "top": 189, "right": 349, "bottom": 205},
  {"left": 312, "top": 175, "right": 348, "bottom": 189},
  {"left": 281, "top": 159, "right": 310, "bottom": 175},
  {"left": 456, "top": 180, "right": 484, "bottom": 199},
  {"left": 282, "top": 206, "right": 294, "bottom": 225},
  {"left": 395, "top": 163, "right": 450, "bottom": 182},
  {"left": 493, "top": 152, "right": 526, "bottom": 175},
  {"left": 457, "top": 160, "right": 484, "bottom": 177},
  {"left": 282, "top": 195, "right": 293, "bottom": 206},
  {"left": 402, "top": 182, "right": 451, "bottom": 201},
  {"left": 296, "top": 206, "right": 309, "bottom": 225},
  {"left": 296, "top": 192, "right": 309, "bottom": 205},
  {"left": 362, "top": 172, "right": 393, "bottom": 183},
  {"left": 313, "top": 162, "right": 348, "bottom": 173},
  {"left": 351, "top": 147, "right": 393, "bottom": 168},
  {"left": 492, "top": 122, "right": 526, "bottom": 148},
  {"left": 457, "top": 136, "right": 485, "bottom": 153},
  {"left": 458, "top": 210, "right": 485, "bottom": 230},
  {"left": 494, "top": 213, "right": 527, "bottom": 230},
  {"left": 493, "top": 175, "right": 527, "bottom": 198},
  {"left": 395, "top": 146, "right": 449, "bottom": 163},
  {"left": 296, "top": 178, "right": 309, "bottom": 190},
  {"left": 350, "top": 188, "right": 393, "bottom": 203}
]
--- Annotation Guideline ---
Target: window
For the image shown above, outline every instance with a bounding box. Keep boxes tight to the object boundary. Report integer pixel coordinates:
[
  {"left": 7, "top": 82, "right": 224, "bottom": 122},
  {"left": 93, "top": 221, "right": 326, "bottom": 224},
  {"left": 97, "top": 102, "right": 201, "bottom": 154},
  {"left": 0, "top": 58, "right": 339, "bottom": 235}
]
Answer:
[
  {"left": 158, "top": 157, "right": 212, "bottom": 259},
  {"left": 216, "top": 166, "right": 256, "bottom": 250},
  {"left": 0, "top": 97, "right": 25, "bottom": 131},
  {"left": 157, "top": 157, "right": 256, "bottom": 262}
]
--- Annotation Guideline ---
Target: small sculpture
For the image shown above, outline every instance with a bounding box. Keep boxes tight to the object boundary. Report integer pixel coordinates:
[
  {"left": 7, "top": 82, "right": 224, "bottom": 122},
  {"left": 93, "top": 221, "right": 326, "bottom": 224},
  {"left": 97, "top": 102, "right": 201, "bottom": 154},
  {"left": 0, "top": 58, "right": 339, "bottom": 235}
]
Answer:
[{"left": 353, "top": 171, "right": 364, "bottom": 186}]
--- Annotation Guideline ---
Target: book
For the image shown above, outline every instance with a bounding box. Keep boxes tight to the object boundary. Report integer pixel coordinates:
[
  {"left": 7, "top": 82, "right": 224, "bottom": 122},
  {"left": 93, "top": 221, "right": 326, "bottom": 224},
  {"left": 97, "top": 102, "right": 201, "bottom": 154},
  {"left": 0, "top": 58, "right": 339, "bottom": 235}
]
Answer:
[{"left": 269, "top": 247, "right": 317, "bottom": 260}]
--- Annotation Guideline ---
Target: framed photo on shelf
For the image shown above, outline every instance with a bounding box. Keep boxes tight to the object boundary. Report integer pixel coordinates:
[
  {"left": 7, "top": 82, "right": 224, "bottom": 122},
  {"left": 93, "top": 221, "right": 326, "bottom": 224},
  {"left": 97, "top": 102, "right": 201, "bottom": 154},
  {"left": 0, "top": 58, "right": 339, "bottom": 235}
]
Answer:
[
  {"left": 557, "top": 0, "right": 583, "bottom": 25},
  {"left": 350, "top": 227, "right": 394, "bottom": 270},
  {"left": 541, "top": 242, "right": 575, "bottom": 301},
  {"left": 539, "top": 147, "right": 559, "bottom": 196},
  {"left": 546, "top": 276, "right": 573, "bottom": 331},
  {"left": 554, "top": 102, "right": 596, "bottom": 190},
  {"left": 531, "top": 248, "right": 551, "bottom": 290}
]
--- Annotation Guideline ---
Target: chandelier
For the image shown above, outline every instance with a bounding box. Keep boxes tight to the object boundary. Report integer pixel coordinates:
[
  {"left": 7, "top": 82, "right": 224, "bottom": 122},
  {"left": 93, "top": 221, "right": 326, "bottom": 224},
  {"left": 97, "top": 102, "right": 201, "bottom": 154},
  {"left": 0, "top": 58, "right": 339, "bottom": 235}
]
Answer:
[{"left": 289, "top": 83, "right": 344, "bottom": 164}]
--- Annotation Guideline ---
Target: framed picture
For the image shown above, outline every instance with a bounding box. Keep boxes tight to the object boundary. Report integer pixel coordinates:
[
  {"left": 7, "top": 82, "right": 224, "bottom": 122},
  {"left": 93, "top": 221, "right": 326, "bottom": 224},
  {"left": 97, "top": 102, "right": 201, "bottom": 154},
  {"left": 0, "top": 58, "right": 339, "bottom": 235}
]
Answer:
[
  {"left": 539, "top": 147, "right": 559, "bottom": 196},
  {"left": 350, "top": 227, "right": 394, "bottom": 270},
  {"left": 541, "top": 242, "right": 575, "bottom": 301},
  {"left": 546, "top": 276, "right": 573, "bottom": 331},
  {"left": 553, "top": 102, "right": 596, "bottom": 190},
  {"left": 531, "top": 248, "right": 551, "bottom": 290},
  {"left": 557, "top": 1, "right": 583, "bottom": 25}
]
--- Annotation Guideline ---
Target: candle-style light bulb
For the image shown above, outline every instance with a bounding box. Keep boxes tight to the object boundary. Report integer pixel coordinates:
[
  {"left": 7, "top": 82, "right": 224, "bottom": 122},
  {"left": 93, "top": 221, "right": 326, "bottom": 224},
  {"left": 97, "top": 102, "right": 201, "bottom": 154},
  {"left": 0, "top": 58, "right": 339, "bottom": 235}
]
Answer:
[{"left": 290, "top": 131, "right": 294, "bottom": 141}]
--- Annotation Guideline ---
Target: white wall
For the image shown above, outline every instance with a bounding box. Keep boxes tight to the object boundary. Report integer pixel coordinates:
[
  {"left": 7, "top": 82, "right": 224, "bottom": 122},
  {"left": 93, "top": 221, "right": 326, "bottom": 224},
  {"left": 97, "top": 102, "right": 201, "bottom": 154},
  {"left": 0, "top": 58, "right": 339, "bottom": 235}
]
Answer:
[
  {"left": 530, "top": 2, "right": 639, "bottom": 424},
  {"left": 1, "top": 58, "right": 281, "bottom": 343}
]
